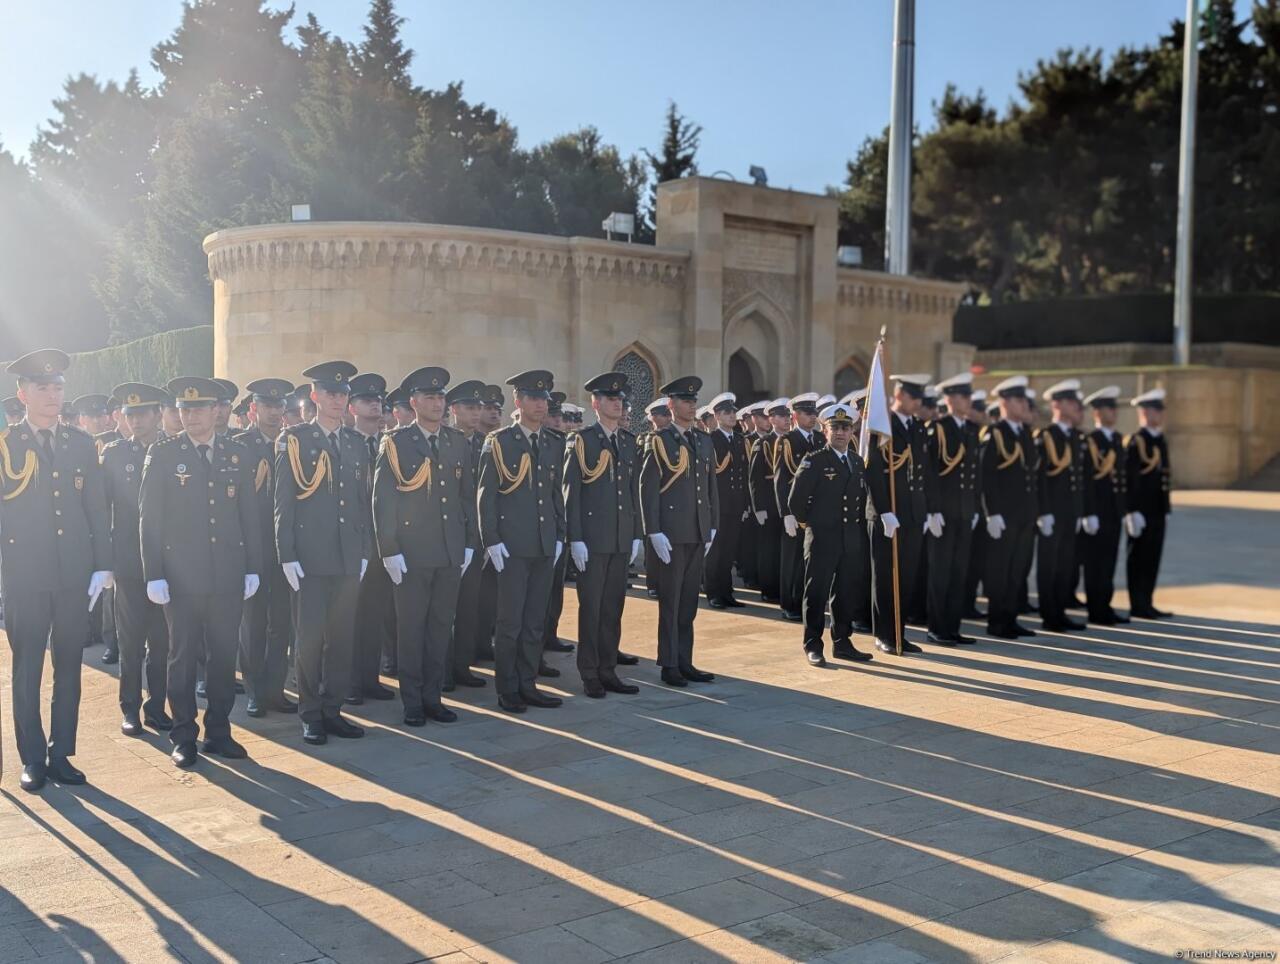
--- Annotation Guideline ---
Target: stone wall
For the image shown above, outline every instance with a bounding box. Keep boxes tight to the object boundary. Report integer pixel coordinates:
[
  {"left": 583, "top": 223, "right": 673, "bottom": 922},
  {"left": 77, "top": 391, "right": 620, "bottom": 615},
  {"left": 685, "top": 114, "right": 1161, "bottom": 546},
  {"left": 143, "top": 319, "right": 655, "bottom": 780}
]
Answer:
[{"left": 976, "top": 342, "right": 1280, "bottom": 373}]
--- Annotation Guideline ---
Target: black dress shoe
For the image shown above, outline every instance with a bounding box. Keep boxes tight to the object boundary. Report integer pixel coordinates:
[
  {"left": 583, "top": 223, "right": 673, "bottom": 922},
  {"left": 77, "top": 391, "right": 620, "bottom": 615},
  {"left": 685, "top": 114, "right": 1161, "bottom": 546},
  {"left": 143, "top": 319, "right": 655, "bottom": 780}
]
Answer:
[
  {"left": 453, "top": 673, "right": 486, "bottom": 688},
  {"left": 404, "top": 711, "right": 426, "bottom": 727},
  {"left": 806, "top": 650, "right": 826, "bottom": 667},
  {"left": 708, "top": 598, "right": 727, "bottom": 610},
  {"left": 660, "top": 668, "right": 688, "bottom": 687},
  {"left": 901, "top": 640, "right": 923, "bottom": 653},
  {"left": 234, "top": 681, "right": 245, "bottom": 695},
  {"left": 1013, "top": 623, "right": 1037, "bottom": 637},
  {"left": 171, "top": 743, "right": 198, "bottom": 769},
  {"left": 584, "top": 679, "right": 607, "bottom": 698},
  {"left": 832, "top": 643, "right": 873, "bottom": 662},
  {"left": 963, "top": 608, "right": 986, "bottom": 619},
  {"left": 1112, "top": 612, "right": 1130, "bottom": 624},
  {"left": 1089, "top": 613, "right": 1117, "bottom": 626},
  {"left": 345, "top": 692, "right": 366, "bottom": 705},
  {"left": 323, "top": 716, "right": 365, "bottom": 739},
  {"left": 272, "top": 696, "right": 298, "bottom": 714},
  {"left": 144, "top": 709, "right": 173, "bottom": 730},
  {"left": 616, "top": 652, "right": 639, "bottom": 666},
  {"left": 989, "top": 627, "right": 1019, "bottom": 640},
  {"left": 1067, "top": 596, "right": 1086, "bottom": 609},
  {"left": 20, "top": 764, "right": 47, "bottom": 792},
  {"left": 201, "top": 737, "right": 247, "bottom": 759},
  {"left": 679, "top": 665, "right": 715, "bottom": 682},
  {"left": 537, "top": 662, "right": 561, "bottom": 678},
  {"left": 725, "top": 598, "right": 746, "bottom": 608},
  {"left": 926, "top": 632, "right": 958, "bottom": 647},
  {"left": 425, "top": 706, "right": 458, "bottom": 723},
  {"left": 195, "top": 680, "right": 207, "bottom": 700},
  {"left": 302, "top": 722, "right": 328, "bottom": 745},
  {"left": 246, "top": 698, "right": 266, "bottom": 717},
  {"left": 852, "top": 621, "right": 873, "bottom": 634},
  {"left": 47, "top": 758, "right": 86, "bottom": 785},
  {"left": 1152, "top": 607, "right": 1172, "bottom": 618},
  {"left": 121, "top": 714, "right": 144, "bottom": 737},
  {"left": 601, "top": 676, "right": 640, "bottom": 694},
  {"left": 1041, "top": 621, "right": 1067, "bottom": 633},
  {"left": 1019, "top": 602, "right": 1036, "bottom": 615},
  {"left": 544, "top": 638, "right": 574, "bottom": 653},
  {"left": 1061, "top": 617, "right": 1086, "bottom": 630},
  {"left": 781, "top": 610, "right": 803, "bottom": 622},
  {"left": 874, "top": 640, "right": 896, "bottom": 654},
  {"left": 520, "top": 689, "right": 563, "bottom": 708},
  {"left": 101, "top": 647, "right": 119, "bottom": 665},
  {"left": 498, "top": 695, "right": 527, "bottom": 713},
  {"left": 954, "top": 634, "right": 976, "bottom": 645}
]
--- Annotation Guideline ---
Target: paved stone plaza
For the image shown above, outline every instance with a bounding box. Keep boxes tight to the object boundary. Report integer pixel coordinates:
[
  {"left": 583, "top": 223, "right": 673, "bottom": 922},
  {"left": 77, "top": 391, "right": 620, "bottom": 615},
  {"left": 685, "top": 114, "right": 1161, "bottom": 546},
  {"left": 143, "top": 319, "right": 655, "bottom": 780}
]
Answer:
[{"left": 1, "top": 489, "right": 1277, "bottom": 963}]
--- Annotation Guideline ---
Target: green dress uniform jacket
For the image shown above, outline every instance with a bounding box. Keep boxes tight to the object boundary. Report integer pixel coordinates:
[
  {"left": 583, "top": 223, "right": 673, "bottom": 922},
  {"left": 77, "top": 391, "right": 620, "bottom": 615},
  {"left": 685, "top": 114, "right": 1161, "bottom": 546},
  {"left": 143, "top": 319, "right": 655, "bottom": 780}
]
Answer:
[
  {"left": 478, "top": 424, "right": 566, "bottom": 556},
  {"left": 639, "top": 424, "right": 719, "bottom": 545},
  {"left": 563, "top": 422, "right": 640, "bottom": 553},
  {"left": 100, "top": 437, "right": 149, "bottom": 580}
]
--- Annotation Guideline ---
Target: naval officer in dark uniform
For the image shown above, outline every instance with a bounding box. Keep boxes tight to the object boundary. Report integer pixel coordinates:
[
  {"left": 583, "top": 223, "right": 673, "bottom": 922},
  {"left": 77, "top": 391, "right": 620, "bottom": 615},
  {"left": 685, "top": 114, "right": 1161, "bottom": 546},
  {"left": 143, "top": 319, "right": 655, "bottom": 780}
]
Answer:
[
  {"left": 478, "top": 370, "right": 566, "bottom": 712},
  {"left": 101, "top": 383, "right": 172, "bottom": 736},
  {"left": 563, "top": 372, "right": 643, "bottom": 698},
  {"left": 1, "top": 349, "right": 112, "bottom": 792},
  {"left": 374, "top": 366, "right": 477, "bottom": 725},
  {"left": 774, "top": 394, "right": 822, "bottom": 621},
  {"left": 274, "top": 362, "right": 372, "bottom": 746},
  {"left": 140, "top": 376, "right": 261, "bottom": 768},
  {"left": 787, "top": 403, "right": 873, "bottom": 666},
  {"left": 1081, "top": 386, "right": 1129, "bottom": 624},
  {"left": 1124, "top": 388, "right": 1172, "bottom": 619},
  {"left": 748, "top": 398, "right": 788, "bottom": 605},
  {"left": 639, "top": 376, "right": 719, "bottom": 687},
  {"left": 705, "top": 392, "right": 748, "bottom": 609}
]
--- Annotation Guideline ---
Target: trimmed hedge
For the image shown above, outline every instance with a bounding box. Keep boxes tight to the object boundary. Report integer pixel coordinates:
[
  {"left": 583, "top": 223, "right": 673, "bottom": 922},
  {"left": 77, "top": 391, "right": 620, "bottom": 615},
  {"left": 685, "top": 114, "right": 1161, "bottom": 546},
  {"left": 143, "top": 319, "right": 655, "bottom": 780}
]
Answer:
[
  {"left": 3, "top": 326, "right": 213, "bottom": 399},
  {"left": 954, "top": 294, "right": 1280, "bottom": 350}
]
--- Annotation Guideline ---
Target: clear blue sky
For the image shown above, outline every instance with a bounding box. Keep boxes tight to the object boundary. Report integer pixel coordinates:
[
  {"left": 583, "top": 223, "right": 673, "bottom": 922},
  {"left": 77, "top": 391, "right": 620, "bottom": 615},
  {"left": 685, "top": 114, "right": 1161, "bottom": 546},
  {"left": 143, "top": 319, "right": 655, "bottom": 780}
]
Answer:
[{"left": 2, "top": 0, "right": 1186, "bottom": 192}]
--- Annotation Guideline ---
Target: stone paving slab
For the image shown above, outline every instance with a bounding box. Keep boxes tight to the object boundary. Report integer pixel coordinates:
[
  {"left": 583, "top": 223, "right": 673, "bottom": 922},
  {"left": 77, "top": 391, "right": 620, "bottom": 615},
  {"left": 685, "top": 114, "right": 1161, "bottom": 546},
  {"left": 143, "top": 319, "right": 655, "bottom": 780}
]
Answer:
[{"left": 1, "top": 489, "right": 1278, "bottom": 962}]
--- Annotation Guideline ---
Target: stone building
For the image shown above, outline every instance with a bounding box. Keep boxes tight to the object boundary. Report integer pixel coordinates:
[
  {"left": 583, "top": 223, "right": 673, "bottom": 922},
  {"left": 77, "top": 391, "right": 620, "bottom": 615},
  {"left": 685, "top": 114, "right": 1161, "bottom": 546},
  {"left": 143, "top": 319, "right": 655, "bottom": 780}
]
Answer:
[{"left": 205, "top": 177, "right": 967, "bottom": 424}]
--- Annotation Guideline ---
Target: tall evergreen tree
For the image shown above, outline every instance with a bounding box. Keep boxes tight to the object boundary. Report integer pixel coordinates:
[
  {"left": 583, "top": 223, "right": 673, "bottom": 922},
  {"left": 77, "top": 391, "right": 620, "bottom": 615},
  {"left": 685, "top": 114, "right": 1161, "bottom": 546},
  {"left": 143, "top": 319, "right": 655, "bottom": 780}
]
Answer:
[{"left": 641, "top": 101, "right": 701, "bottom": 236}]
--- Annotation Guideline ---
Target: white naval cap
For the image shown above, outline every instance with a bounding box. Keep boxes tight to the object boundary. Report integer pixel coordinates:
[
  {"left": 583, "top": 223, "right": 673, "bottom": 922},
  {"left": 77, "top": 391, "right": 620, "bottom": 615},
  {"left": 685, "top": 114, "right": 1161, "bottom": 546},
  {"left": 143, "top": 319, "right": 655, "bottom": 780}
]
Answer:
[
  {"left": 1025, "top": 388, "right": 1038, "bottom": 401},
  {"left": 992, "top": 374, "right": 1029, "bottom": 398},
  {"left": 819, "top": 403, "right": 859, "bottom": 424},
  {"left": 1131, "top": 387, "right": 1167, "bottom": 408},
  {"left": 923, "top": 385, "right": 940, "bottom": 403},
  {"left": 890, "top": 373, "right": 932, "bottom": 399},
  {"left": 708, "top": 391, "right": 737, "bottom": 413},
  {"left": 840, "top": 388, "right": 869, "bottom": 406},
  {"left": 970, "top": 388, "right": 987, "bottom": 404},
  {"left": 766, "top": 397, "right": 791, "bottom": 415},
  {"left": 816, "top": 393, "right": 837, "bottom": 408},
  {"left": 1043, "top": 378, "right": 1082, "bottom": 401},
  {"left": 789, "top": 392, "right": 820, "bottom": 411},
  {"left": 646, "top": 396, "right": 670, "bottom": 414},
  {"left": 1083, "top": 385, "right": 1121, "bottom": 407},
  {"left": 935, "top": 372, "right": 975, "bottom": 394},
  {"left": 696, "top": 405, "right": 711, "bottom": 418}
]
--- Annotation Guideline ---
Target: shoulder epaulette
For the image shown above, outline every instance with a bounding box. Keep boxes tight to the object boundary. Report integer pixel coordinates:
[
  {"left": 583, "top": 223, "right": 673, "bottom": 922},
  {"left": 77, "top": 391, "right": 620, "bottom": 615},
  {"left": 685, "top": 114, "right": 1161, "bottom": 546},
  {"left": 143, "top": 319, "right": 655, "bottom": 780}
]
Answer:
[{"left": 63, "top": 424, "right": 91, "bottom": 439}]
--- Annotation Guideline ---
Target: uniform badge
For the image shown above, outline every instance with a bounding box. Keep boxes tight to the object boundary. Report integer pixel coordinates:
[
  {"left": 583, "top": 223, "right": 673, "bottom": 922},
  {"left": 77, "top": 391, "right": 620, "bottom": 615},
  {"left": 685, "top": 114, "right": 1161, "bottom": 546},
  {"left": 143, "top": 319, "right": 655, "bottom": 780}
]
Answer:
[
  {"left": 126, "top": 464, "right": 135, "bottom": 473},
  {"left": 177, "top": 463, "right": 187, "bottom": 474},
  {"left": 231, "top": 454, "right": 239, "bottom": 464},
  {"left": 75, "top": 476, "right": 84, "bottom": 490},
  {"left": 455, "top": 465, "right": 463, "bottom": 480},
  {"left": 227, "top": 483, "right": 236, "bottom": 498}
]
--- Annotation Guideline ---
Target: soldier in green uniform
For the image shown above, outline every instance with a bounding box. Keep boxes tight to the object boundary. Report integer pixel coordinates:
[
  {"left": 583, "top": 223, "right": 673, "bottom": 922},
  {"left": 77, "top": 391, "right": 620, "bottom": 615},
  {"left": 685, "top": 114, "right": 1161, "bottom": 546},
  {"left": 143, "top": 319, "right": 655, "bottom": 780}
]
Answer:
[
  {"left": 640, "top": 396, "right": 672, "bottom": 600},
  {"left": 563, "top": 372, "right": 643, "bottom": 698},
  {"left": 468, "top": 384, "right": 507, "bottom": 663},
  {"left": 705, "top": 392, "right": 748, "bottom": 609},
  {"left": 924, "top": 373, "right": 982, "bottom": 646},
  {"left": 234, "top": 377, "right": 298, "bottom": 718},
  {"left": 274, "top": 362, "right": 372, "bottom": 745},
  {"left": 748, "top": 398, "right": 787, "bottom": 605},
  {"left": 477, "top": 370, "right": 566, "bottom": 712},
  {"left": 75, "top": 394, "right": 121, "bottom": 657},
  {"left": 374, "top": 367, "right": 477, "bottom": 725},
  {"left": 1081, "top": 386, "right": 1129, "bottom": 625},
  {"left": 3, "top": 396, "right": 25, "bottom": 426},
  {"left": 1, "top": 350, "right": 112, "bottom": 792},
  {"left": 345, "top": 372, "right": 397, "bottom": 705},
  {"left": 775, "top": 393, "right": 823, "bottom": 622},
  {"left": 1124, "top": 388, "right": 1172, "bottom": 618},
  {"left": 140, "top": 376, "right": 262, "bottom": 768},
  {"left": 640, "top": 376, "right": 719, "bottom": 687},
  {"left": 211, "top": 379, "right": 238, "bottom": 436},
  {"left": 443, "top": 378, "right": 489, "bottom": 692},
  {"left": 161, "top": 396, "right": 183, "bottom": 437},
  {"left": 788, "top": 402, "right": 873, "bottom": 666},
  {"left": 101, "top": 383, "right": 172, "bottom": 736},
  {"left": 74, "top": 394, "right": 116, "bottom": 443},
  {"left": 540, "top": 392, "right": 573, "bottom": 662}
]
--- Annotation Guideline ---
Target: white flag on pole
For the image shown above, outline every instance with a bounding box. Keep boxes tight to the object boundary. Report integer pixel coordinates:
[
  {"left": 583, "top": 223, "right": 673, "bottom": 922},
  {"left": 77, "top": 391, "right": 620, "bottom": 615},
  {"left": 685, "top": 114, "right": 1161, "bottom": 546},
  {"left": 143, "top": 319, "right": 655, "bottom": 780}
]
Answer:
[{"left": 858, "top": 339, "right": 893, "bottom": 462}]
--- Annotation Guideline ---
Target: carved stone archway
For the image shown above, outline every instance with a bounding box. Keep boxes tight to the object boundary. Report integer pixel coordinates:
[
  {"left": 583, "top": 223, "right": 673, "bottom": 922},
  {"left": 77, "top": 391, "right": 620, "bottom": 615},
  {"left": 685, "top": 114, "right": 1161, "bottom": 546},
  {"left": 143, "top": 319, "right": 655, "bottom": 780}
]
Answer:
[
  {"left": 612, "top": 342, "right": 661, "bottom": 432},
  {"left": 834, "top": 353, "right": 870, "bottom": 398},
  {"left": 722, "top": 291, "right": 792, "bottom": 401}
]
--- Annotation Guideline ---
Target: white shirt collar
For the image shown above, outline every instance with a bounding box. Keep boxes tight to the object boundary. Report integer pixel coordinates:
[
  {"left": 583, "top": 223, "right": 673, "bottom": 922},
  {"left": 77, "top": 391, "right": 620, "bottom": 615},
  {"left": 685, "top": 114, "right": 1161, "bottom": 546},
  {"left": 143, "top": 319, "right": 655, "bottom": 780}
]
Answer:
[
  {"left": 952, "top": 415, "right": 965, "bottom": 428},
  {"left": 1099, "top": 426, "right": 1115, "bottom": 440},
  {"left": 720, "top": 428, "right": 734, "bottom": 440},
  {"left": 1145, "top": 426, "right": 1163, "bottom": 438},
  {"left": 798, "top": 427, "right": 811, "bottom": 441},
  {"left": 1054, "top": 420, "right": 1071, "bottom": 434}
]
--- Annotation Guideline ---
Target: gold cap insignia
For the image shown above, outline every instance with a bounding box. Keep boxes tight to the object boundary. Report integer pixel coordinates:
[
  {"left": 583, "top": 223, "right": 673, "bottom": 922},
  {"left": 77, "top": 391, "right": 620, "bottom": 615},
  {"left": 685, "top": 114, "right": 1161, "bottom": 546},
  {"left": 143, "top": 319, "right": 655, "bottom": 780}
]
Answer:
[
  {"left": 127, "top": 393, "right": 142, "bottom": 405},
  {"left": 183, "top": 387, "right": 200, "bottom": 400},
  {"left": 335, "top": 373, "right": 345, "bottom": 381},
  {"left": 44, "top": 363, "right": 53, "bottom": 373},
  {"left": 537, "top": 380, "right": 545, "bottom": 388}
]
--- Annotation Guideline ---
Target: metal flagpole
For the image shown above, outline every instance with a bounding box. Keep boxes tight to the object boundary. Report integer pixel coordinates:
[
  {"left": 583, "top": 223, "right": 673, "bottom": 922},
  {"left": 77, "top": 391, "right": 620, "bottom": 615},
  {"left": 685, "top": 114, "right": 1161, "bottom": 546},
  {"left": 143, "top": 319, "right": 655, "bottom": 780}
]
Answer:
[
  {"left": 879, "top": 328, "right": 904, "bottom": 656},
  {"left": 1173, "top": 0, "right": 1200, "bottom": 366},
  {"left": 884, "top": 0, "right": 915, "bottom": 276}
]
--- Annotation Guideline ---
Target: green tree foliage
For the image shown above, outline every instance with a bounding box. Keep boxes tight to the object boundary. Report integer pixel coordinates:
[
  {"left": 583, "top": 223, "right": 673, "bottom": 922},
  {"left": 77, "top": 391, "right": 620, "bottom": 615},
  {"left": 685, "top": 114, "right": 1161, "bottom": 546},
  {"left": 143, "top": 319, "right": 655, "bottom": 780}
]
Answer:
[{"left": 642, "top": 101, "right": 701, "bottom": 236}]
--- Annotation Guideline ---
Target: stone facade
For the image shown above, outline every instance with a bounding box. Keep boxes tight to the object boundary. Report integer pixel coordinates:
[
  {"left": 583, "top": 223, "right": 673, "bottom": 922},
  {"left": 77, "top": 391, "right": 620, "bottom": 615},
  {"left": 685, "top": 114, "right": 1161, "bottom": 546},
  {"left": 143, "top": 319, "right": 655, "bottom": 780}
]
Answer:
[{"left": 205, "top": 178, "right": 967, "bottom": 422}]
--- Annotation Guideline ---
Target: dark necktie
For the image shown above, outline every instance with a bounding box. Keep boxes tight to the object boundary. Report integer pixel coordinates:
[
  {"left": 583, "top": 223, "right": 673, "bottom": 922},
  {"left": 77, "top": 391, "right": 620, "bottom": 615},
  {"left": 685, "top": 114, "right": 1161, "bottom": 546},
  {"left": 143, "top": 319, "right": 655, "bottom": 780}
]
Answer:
[
  {"left": 685, "top": 430, "right": 696, "bottom": 449},
  {"left": 530, "top": 432, "right": 539, "bottom": 463},
  {"left": 609, "top": 433, "right": 619, "bottom": 458},
  {"left": 197, "top": 443, "right": 211, "bottom": 465},
  {"left": 367, "top": 435, "right": 378, "bottom": 461},
  {"left": 327, "top": 431, "right": 340, "bottom": 463},
  {"left": 428, "top": 434, "right": 438, "bottom": 460},
  {"left": 38, "top": 429, "right": 54, "bottom": 461},
  {"left": 838, "top": 453, "right": 848, "bottom": 471}
]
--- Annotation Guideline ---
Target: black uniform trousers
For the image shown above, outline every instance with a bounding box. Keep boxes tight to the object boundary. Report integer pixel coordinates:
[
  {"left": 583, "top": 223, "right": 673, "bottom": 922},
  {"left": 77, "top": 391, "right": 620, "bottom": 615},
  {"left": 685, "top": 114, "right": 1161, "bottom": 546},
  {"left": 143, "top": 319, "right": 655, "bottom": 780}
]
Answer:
[
  {"left": 291, "top": 575, "right": 359, "bottom": 725},
  {"left": 780, "top": 530, "right": 804, "bottom": 613},
  {"left": 927, "top": 514, "right": 974, "bottom": 640},
  {"left": 472, "top": 561, "right": 499, "bottom": 658},
  {"left": 352, "top": 559, "right": 394, "bottom": 695},
  {"left": 543, "top": 551, "right": 568, "bottom": 646},
  {"left": 115, "top": 576, "right": 169, "bottom": 717},
  {"left": 1083, "top": 514, "right": 1122, "bottom": 620},
  {"left": 737, "top": 516, "right": 759, "bottom": 587},
  {"left": 88, "top": 590, "right": 105, "bottom": 646},
  {"left": 704, "top": 514, "right": 739, "bottom": 603},
  {"left": 1037, "top": 513, "right": 1079, "bottom": 626},
  {"left": 448, "top": 554, "right": 483, "bottom": 682},
  {"left": 576, "top": 550, "right": 628, "bottom": 682},
  {"left": 986, "top": 521, "right": 1035, "bottom": 635},
  {"left": 964, "top": 528, "right": 987, "bottom": 616},
  {"left": 907, "top": 546, "right": 928, "bottom": 622},
  {"left": 394, "top": 564, "right": 461, "bottom": 713},
  {"left": 756, "top": 515, "right": 781, "bottom": 600},
  {"left": 166, "top": 591, "right": 243, "bottom": 747},
  {"left": 869, "top": 520, "right": 922, "bottom": 646},
  {"left": 3, "top": 588, "right": 88, "bottom": 765},
  {"left": 1126, "top": 514, "right": 1166, "bottom": 613},
  {"left": 239, "top": 565, "right": 291, "bottom": 704},
  {"left": 655, "top": 542, "right": 704, "bottom": 669},
  {"left": 802, "top": 529, "right": 869, "bottom": 654},
  {"left": 493, "top": 555, "right": 554, "bottom": 698}
]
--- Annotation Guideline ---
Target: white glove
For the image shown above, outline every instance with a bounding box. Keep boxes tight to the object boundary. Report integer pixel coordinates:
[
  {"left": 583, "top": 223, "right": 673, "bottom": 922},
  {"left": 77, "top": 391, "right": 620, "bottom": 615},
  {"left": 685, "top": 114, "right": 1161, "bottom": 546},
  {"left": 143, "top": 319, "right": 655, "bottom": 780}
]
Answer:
[
  {"left": 461, "top": 547, "right": 474, "bottom": 576},
  {"left": 881, "top": 512, "right": 900, "bottom": 539},
  {"left": 1037, "top": 514, "right": 1055, "bottom": 538},
  {"left": 360, "top": 558, "right": 368, "bottom": 581},
  {"left": 630, "top": 538, "right": 642, "bottom": 564},
  {"left": 1082, "top": 515, "right": 1100, "bottom": 536},
  {"left": 705, "top": 528, "right": 716, "bottom": 556},
  {"left": 570, "top": 541, "right": 589, "bottom": 572},
  {"left": 554, "top": 540, "right": 563, "bottom": 565},
  {"left": 146, "top": 579, "right": 170, "bottom": 606},
  {"left": 381, "top": 554, "right": 407, "bottom": 585},
  {"left": 986, "top": 514, "right": 1005, "bottom": 540},
  {"left": 926, "top": 513, "right": 945, "bottom": 539},
  {"left": 282, "top": 560, "right": 305, "bottom": 592},
  {"left": 487, "top": 542, "right": 510, "bottom": 573},
  {"left": 783, "top": 514, "right": 799, "bottom": 538},
  {"left": 244, "top": 573, "right": 260, "bottom": 600},
  {"left": 87, "top": 570, "right": 113, "bottom": 611},
  {"left": 755, "top": 510, "right": 767, "bottom": 525},
  {"left": 741, "top": 508, "right": 750, "bottom": 523},
  {"left": 649, "top": 532, "right": 672, "bottom": 565},
  {"left": 971, "top": 513, "right": 979, "bottom": 531},
  {"left": 1124, "top": 511, "right": 1146, "bottom": 538}
]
